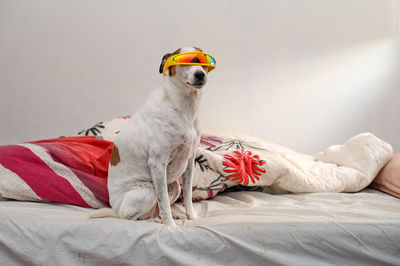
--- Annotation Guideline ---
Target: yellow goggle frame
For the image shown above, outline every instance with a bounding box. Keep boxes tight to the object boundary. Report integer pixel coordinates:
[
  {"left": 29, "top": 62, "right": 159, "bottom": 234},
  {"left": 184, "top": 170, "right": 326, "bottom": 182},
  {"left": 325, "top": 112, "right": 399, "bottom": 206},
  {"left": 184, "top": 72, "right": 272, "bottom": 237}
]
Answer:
[{"left": 163, "top": 52, "right": 216, "bottom": 75}]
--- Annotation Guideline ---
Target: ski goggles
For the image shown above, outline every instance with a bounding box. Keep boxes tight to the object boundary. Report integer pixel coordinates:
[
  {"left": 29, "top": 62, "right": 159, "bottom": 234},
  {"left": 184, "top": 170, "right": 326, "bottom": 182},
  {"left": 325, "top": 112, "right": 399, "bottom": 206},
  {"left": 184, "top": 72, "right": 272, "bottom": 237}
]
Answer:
[{"left": 163, "top": 52, "right": 216, "bottom": 75}]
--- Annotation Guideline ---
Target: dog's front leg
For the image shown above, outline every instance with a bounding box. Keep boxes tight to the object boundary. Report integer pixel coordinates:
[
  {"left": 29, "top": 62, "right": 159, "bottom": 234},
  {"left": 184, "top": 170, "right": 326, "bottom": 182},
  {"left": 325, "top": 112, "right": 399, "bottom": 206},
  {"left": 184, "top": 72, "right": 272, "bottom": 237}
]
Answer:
[
  {"left": 148, "top": 159, "right": 176, "bottom": 227},
  {"left": 182, "top": 156, "right": 198, "bottom": 220}
]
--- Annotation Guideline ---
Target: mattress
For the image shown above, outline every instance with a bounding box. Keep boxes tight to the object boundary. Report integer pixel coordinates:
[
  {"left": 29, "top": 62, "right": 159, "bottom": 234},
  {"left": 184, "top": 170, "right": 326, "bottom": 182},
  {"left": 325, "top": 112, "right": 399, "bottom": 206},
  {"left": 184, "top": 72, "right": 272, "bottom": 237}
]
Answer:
[{"left": 0, "top": 189, "right": 399, "bottom": 266}]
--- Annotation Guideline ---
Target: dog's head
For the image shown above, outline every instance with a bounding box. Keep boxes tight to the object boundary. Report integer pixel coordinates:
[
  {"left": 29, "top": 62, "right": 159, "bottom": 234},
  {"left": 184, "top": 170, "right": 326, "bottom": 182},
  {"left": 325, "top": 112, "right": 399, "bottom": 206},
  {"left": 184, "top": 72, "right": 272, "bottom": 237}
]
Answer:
[{"left": 159, "top": 47, "right": 214, "bottom": 90}]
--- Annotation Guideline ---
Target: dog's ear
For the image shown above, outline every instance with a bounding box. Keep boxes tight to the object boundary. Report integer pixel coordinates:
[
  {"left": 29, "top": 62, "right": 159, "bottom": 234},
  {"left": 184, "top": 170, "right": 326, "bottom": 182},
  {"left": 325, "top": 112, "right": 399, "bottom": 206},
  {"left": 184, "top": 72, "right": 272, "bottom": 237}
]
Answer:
[
  {"left": 159, "top": 48, "right": 181, "bottom": 75},
  {"left": 159, "top": 53, "right": 171, "bottom": 74}
]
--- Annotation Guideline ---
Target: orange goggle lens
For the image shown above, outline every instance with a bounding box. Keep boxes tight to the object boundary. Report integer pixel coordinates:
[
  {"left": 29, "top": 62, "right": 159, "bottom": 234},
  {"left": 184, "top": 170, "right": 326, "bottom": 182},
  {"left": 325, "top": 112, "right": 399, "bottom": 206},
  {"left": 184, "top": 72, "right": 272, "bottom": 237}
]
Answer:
[{"left": 172, "top": 53, "right": 216, "bottom": 65}]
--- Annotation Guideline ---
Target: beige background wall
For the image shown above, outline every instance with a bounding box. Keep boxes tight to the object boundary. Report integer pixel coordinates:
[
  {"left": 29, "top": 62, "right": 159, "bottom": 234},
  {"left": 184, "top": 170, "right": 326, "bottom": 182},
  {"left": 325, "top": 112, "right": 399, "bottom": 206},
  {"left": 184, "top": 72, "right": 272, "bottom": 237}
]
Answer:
[{"left": 0, "top": 0, "right": 399, "bottom": 153}]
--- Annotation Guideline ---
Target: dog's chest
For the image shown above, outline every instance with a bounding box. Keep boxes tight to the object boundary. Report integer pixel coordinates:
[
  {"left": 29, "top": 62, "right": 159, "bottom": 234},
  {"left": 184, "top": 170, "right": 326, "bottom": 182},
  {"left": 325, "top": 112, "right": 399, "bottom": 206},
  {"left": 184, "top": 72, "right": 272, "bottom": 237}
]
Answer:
[{"left": 166, "top": 129, "right": 197, "bottom": 183}]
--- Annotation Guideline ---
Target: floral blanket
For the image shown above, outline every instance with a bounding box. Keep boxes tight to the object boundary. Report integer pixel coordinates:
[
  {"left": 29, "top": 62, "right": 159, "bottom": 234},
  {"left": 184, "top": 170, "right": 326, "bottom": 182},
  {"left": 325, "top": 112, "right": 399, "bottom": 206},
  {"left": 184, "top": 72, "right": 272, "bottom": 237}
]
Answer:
[
  {"left": 76, "top": 116, "right": 393, "bottom": 202},
  {"left": 0, "top": 116, "right": 394, "bottom": 208}
]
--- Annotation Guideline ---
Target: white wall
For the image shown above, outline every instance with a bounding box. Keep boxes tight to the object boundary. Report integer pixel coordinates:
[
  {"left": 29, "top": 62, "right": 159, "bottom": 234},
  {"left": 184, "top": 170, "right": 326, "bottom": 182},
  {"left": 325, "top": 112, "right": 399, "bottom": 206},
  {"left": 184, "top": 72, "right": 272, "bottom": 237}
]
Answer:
[{"left": 0, "top": 0, "right": 399, "bottom": 154}]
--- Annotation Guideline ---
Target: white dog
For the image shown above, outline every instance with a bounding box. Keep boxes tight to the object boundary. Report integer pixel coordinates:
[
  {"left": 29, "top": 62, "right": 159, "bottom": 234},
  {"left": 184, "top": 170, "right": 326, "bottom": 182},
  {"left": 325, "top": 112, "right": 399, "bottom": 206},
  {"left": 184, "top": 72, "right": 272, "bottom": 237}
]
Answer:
[{"left": 92, "top": 47, "right": 214, "bottom": 227}]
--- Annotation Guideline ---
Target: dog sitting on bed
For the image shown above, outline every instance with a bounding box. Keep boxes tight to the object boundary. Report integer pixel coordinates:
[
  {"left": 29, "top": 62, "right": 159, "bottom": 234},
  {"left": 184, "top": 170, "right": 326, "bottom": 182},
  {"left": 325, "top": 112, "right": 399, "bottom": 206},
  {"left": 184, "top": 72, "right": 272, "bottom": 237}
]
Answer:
[{"left": 91, "top": 47, "right": 216, "bottom": 227}]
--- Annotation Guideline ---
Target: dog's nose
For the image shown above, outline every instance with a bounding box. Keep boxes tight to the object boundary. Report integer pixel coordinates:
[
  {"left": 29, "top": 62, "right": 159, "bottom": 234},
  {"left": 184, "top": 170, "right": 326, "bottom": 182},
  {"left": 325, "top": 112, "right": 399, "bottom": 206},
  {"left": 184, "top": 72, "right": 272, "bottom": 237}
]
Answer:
[{"left": 194, "top": 71, "right": 205, "bottom": 81}]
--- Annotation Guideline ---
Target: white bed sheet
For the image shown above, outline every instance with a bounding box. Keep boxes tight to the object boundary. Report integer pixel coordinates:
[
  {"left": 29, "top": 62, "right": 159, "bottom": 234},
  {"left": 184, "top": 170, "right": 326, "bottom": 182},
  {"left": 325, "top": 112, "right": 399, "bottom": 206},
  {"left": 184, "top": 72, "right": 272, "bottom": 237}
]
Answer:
[{"left": 1, "top": 189, "right": 399, "bottom": 266}]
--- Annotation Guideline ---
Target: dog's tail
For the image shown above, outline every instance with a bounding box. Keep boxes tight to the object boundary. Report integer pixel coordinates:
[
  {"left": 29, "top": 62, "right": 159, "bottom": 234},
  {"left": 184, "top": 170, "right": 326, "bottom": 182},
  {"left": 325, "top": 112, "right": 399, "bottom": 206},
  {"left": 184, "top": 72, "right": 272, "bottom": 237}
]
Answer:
[{"left": 90, "top": 208, "right": 118, "bottom": 218}]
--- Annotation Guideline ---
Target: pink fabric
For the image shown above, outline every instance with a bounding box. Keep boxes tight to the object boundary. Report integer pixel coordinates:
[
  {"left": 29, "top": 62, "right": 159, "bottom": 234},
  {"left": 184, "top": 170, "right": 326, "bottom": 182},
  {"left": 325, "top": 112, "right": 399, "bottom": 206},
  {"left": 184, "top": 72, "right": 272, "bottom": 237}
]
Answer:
[{"left": 371, "top": 153, "right": 400, "bottom": 198}]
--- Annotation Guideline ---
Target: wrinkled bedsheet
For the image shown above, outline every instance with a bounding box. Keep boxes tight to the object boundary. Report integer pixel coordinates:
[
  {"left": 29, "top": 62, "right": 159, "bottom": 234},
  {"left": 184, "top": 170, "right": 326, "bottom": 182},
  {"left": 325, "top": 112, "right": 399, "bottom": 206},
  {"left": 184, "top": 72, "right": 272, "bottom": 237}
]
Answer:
[{"left": 0, "top": 189, "right": 399, "bottom": 265}]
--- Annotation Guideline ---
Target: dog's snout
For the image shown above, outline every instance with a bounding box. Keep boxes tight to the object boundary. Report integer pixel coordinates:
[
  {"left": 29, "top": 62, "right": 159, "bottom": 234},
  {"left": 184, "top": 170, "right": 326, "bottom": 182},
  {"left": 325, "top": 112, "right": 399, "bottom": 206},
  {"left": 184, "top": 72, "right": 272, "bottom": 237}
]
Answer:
[{"left": 194, "top": 71, "right": 205, "bottom": 81}]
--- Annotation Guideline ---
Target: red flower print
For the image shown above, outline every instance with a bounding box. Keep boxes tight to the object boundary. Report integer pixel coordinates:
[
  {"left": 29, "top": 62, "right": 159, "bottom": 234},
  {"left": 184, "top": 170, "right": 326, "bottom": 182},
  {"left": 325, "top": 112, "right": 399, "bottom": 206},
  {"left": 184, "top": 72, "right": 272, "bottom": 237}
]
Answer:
[
  {"left": 200, "top": 135, "right": 222, "bottom": 149},
  {"left": 222, "top": 149, "right": 266, "bottom": 185}
]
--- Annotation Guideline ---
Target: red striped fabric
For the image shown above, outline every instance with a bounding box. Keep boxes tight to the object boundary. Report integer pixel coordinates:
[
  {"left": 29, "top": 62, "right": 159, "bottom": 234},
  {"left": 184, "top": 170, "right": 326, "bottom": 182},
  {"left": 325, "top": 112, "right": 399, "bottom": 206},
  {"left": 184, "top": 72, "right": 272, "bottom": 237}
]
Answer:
[
  {"left": 0, "top": 136, "right": 113, "bottom": 208},
  {"left": 32, "top": 137, "right": 112, "bottom": 204},
  {"left": 0, "top": 144, "right": 91, "bottom": 207}
]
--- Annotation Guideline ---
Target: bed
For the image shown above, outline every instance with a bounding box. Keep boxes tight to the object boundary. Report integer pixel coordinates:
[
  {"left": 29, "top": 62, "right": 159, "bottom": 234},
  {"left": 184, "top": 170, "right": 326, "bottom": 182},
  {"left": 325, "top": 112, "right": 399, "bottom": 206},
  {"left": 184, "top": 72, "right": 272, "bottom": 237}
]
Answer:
[
  {"left": 1, "top": 189, "right": 399, "bottom": 265},
  {"left": 0, "top": 117, "right": 399, "bottom": 265}
]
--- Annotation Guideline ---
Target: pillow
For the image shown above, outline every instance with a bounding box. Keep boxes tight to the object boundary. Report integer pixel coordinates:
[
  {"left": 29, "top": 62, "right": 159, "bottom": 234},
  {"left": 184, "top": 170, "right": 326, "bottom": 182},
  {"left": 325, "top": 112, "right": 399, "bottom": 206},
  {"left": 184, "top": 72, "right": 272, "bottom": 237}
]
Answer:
[
  {"left": 371, "top": 153, "right": 400, "bottom": 198},
  {"left": 0, "top": 136, "right": 113, "bottom": 208}
]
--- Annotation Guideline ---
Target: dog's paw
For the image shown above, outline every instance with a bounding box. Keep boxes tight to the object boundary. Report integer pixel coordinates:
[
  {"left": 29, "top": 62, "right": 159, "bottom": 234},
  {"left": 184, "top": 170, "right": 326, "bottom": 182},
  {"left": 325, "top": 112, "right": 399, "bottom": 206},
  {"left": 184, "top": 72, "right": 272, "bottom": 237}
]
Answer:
[
  {"left": 167, "top": 223, "right": 178, "bottom": 228},
  {"left": 172, "top": 213, "right": 187, "bottom": 220},
  {"left": 187, "top": 213, "right": 200, "bottom": 220},
  {"left": 151, "top": 217, "right": 164, "bottom": 224},
  {"left": 151, "top": 217, "right": 178, "bottom": 227}
]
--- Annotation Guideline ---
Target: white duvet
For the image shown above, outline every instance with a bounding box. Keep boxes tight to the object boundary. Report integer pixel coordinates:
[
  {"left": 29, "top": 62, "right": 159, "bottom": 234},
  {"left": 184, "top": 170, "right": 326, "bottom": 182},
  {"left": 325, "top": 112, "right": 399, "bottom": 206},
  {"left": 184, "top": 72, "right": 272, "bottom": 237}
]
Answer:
[{"left": 191, "top": 131, "right": 393, "bottom": 198}]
